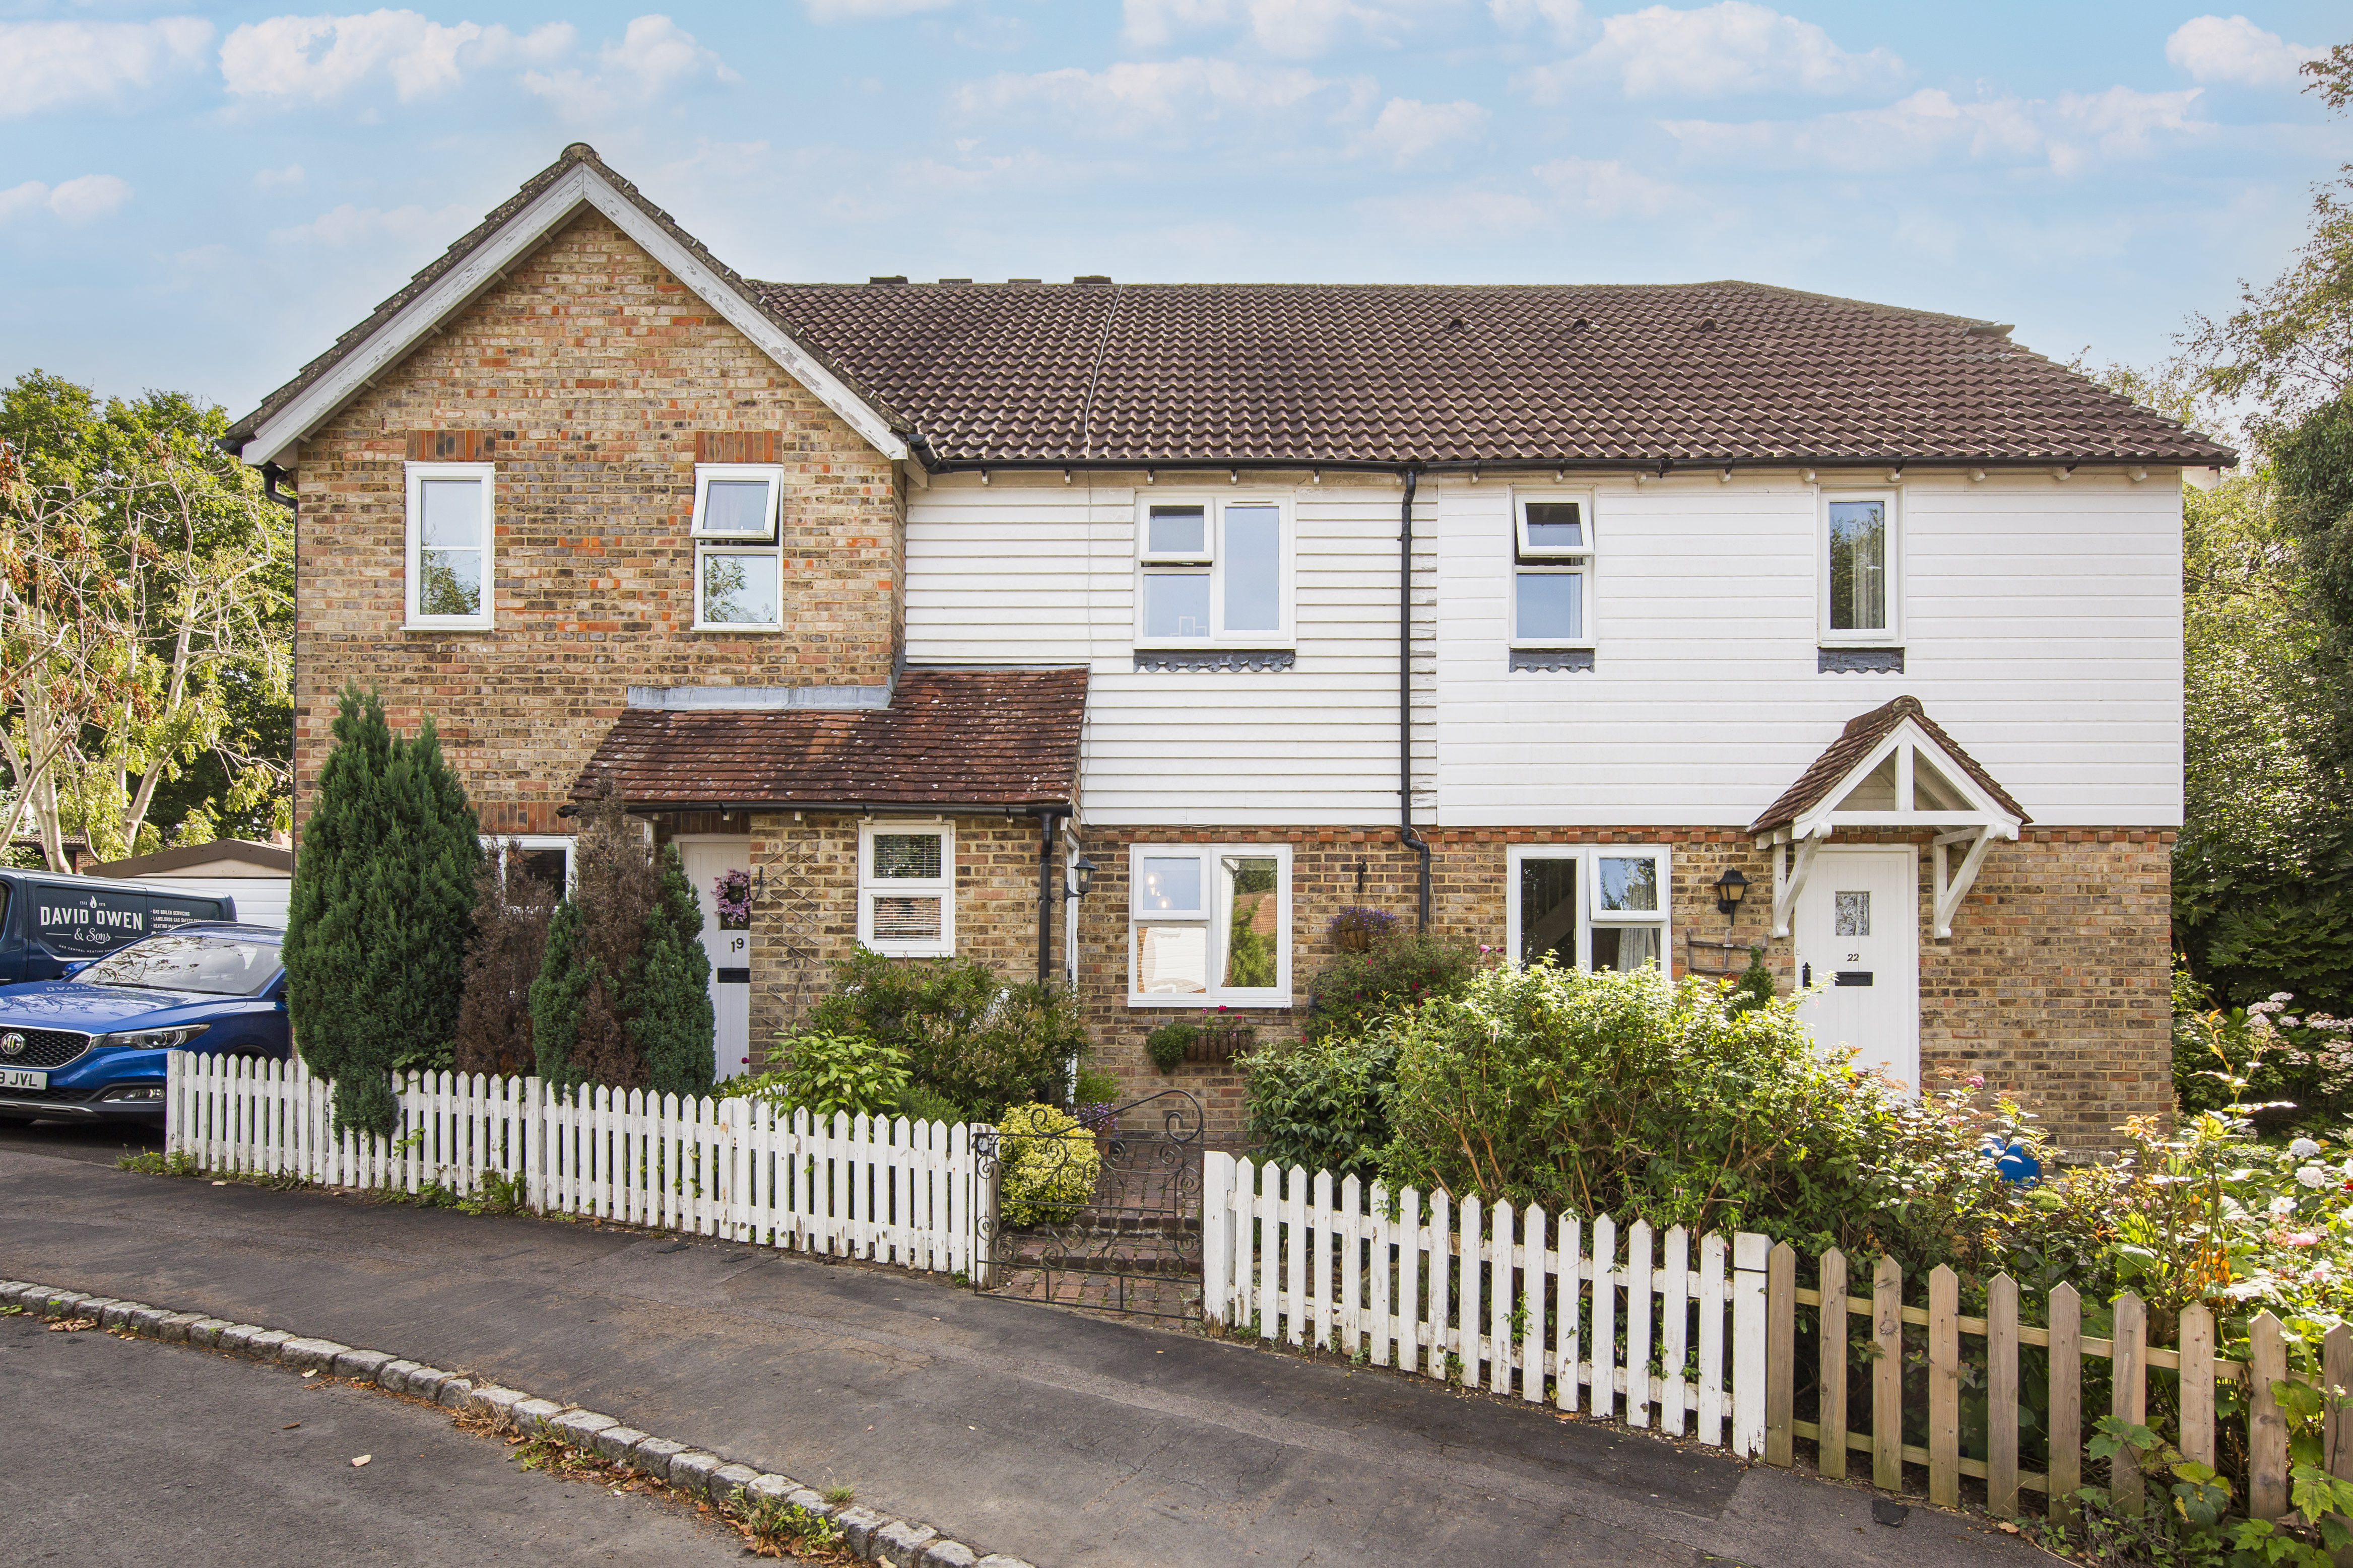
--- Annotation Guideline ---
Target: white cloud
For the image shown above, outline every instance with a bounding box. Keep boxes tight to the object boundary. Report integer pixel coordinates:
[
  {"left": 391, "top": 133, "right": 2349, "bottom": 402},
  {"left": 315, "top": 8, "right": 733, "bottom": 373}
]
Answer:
[
  {"left": 0, "top": 18, "right": 212, "bottom": 118},
  {"left": 1487, "top": 0, "right": 1586, "bottom": 43},
  {"left": 1525, "top": 1, "right": 1903, "bottom": 100},
  {"left": 220, "top": 11, "right": 574, "bottom": 104},
  {"left": 1122, "top": 0, "right": 1460, "bottom": 59},
  {"left": 255, "top": 163, "right": 308, "bottom": 189},
  {"left": 520, "top": 15, "right": 736, "bottom": 122},
  {"left": 1533, "top": 155, "right": 1676, "bottom": 216},
  {"left": 1659, "top": 84, "right": 2205, "bottom": 175},
  {"left": 805, "top": 0, "right": 954, "bottom": 18},
  {"left": 954, "top": 56, "right": 1370, "bottom": 139},
  {"left": 2165, "top": 15, "right": 2319, "bottom": 89},
  {"left": 1362, "top": 97, "right": 1488, "bottom": 164},
  {"left": 269, "top": 199, "right": 473, "bottom": 246},
  {"left": 0, "top": 175, "right": 135, "bottom": 224}
]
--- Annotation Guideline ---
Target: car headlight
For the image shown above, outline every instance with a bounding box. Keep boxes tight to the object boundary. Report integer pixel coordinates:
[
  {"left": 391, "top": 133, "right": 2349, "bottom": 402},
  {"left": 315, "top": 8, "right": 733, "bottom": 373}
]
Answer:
[{"left": 96, "top": 1026, "right": 211, "bottom": 1051}]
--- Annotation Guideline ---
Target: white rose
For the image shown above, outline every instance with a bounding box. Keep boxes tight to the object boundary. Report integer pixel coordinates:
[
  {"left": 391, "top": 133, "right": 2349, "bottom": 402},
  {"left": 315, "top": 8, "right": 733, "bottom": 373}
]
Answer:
[
  {"left": 2292, "top": 1138, "right": 2324, "bottom": 1159},
  {"left": 2299, "top": 1165, "right": 2329, "bottom": 1190},
  {"left": 2273, "top": 1194, "right": 2300, "bottom": 1217}
]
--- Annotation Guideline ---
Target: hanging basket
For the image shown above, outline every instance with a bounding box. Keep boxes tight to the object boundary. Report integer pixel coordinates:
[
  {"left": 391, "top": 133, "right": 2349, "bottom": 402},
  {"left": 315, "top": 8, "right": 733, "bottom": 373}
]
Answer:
[
  {"left": 1187, "top": 1028, "right": 1254, "bottom": 1063},
  {"left": 1335, "top": 929, "right": 1373, "bottom": 952}
]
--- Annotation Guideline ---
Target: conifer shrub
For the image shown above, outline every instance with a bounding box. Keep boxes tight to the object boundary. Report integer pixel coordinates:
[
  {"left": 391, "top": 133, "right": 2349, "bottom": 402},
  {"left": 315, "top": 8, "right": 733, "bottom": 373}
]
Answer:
[
  {"left": 452, "top": 842, "right": 556, "bottom": 1077},
  {"left": 631, "top": 843, "right": 716, "bottom": 1099},
  {"left": 282, "top": 686, "right": 480, "bottom": 1135}
]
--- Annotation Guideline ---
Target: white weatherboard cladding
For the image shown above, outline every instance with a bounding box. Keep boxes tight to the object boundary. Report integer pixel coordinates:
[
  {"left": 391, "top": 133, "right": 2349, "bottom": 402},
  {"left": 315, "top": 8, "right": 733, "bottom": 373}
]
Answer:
[
  {"left": 1435, "top": 471, "right": 2182, "bottom": 828},
  {"left": 905, "top": 476, "right": 1433, "bottom": 826},
  {"left": 905, "top": 470, "right": 2182, "bottom": 830}
]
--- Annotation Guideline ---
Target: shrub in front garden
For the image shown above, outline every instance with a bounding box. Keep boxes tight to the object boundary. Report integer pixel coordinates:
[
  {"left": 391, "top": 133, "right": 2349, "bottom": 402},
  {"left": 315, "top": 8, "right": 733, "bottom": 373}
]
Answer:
[
  {"left": 810, "top": 948, "right": 1089, "bottom": 1116},
  {"left": 283, "top": 685, "right": 480, "bottom": 1135},
  {"left": 452, "top": 841, "right": 556, "bottom": 1078},
  {"left": 724, "top": 1031, "right": 910, "bottom": 1122},
  {"left": 1241, "top": 1031, "right": 1398, "bottom": 1185},
  {"left": 994, "top": 1102, "right": 1100, "bottom": 1227},
  {"left": 2174, "top": 967, "right": 2353, "bottom": 1135},
  {"left": 1299, "top": 932, "right": 1480, "bottom": 1045}
]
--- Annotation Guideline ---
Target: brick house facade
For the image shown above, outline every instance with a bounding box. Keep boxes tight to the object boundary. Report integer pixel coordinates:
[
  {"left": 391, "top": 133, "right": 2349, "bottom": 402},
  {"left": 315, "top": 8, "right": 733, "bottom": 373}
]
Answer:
[{"left": 232, "top": 145, "right": 2227, "bottom": 1151}]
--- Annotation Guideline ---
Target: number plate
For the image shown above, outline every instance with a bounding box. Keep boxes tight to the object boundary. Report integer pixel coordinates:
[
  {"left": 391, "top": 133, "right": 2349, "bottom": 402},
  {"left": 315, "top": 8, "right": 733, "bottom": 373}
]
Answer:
[{"left": 0, "top": 1068, "right": 47, "bottom": 1091}]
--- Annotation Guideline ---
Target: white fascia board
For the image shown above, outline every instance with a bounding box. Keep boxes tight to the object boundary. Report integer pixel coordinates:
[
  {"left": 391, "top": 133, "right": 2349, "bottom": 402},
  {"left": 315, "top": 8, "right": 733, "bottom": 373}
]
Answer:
[{"left": 242, "top": 166, "right": 907, "bottom": 468}]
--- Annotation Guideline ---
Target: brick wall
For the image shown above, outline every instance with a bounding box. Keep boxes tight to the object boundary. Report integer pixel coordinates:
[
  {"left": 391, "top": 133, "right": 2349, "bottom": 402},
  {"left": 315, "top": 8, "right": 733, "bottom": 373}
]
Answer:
[{"left": 291, "top": 210, "right": 903, "bottom": 841}]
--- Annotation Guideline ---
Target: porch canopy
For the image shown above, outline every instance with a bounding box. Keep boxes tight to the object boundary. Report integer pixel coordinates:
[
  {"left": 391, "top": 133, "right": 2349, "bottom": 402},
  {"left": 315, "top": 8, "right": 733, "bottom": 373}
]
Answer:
[
  {"left": 568, "top": 666, "right": 1087, "bottom": 815},
  {"left": 1748, "top": 695, "right": 2028, "bottom": 939}
]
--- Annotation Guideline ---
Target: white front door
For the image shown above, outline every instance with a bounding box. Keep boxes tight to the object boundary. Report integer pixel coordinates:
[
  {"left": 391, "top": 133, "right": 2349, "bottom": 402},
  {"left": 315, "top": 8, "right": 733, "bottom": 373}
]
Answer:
[
  {"left": 1792, "top": 848, "right": 1919, "bottom": 1088},
  {"left": 676, "top": 837, "right": 753, "bottom": 1082}
]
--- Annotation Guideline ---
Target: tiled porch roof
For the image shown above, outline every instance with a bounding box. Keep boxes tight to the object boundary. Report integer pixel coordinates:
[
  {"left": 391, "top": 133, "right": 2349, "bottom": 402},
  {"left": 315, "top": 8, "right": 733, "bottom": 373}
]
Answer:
[
  {"left": 571, "top": 667, "right": 1086, "bottom": 812},
  {"left": 1747, "top": 695, "right": 2029, "bottom": 836}
]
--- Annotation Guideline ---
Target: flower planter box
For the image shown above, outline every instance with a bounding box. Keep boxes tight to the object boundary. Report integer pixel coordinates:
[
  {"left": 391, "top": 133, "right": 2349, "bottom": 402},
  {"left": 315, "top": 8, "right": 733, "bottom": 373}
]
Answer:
[{"left": 1186, "top": 1029, "right": 1252, "bottom": 1064}]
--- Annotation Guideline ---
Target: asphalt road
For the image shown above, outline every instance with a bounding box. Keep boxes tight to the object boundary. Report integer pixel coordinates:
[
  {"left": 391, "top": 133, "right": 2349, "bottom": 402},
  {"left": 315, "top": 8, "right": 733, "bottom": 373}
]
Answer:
[
  {"left": 0, "top": 1308, "right": 752, "bottom": 1566},
  {"left": 0, "top": 1124, "right": 2055, "bottom": 1568},
  {"left": 0, "top": 1116, "right": 162, "bottom": 1167}
]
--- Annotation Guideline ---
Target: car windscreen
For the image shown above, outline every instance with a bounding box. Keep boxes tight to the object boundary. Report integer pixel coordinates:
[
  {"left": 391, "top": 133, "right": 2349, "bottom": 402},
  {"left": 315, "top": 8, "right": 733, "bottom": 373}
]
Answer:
[{"left": 77, "top": 933, "right": 283, "bottom": 997}]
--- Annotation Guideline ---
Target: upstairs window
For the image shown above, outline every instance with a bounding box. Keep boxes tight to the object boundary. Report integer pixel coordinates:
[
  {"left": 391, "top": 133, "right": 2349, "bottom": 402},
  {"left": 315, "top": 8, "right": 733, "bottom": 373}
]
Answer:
[
  {"left": 405, "top": 462, "right": 495, "bottom": 629},
  {"left": 692, "top": 464, "right": 785, "bottom": 631},
  {"left": 1135, "top": 498, "right": 1290, "bottom": 645},
  {"left": 1821, "top": 492, "right": 1899, "bottom": 643},
  {"left": 1127, "top": 843, "right": 1291, "bottom": 1005},
  {"left": 1508, "top": 845, "right": 1671, "bottom": 974},
  {"left": 1512, "top": 492, "right": 1594, "bottom": 648},
  {"left": 859, "top": 821, "right": 954, "bottom": 957}
]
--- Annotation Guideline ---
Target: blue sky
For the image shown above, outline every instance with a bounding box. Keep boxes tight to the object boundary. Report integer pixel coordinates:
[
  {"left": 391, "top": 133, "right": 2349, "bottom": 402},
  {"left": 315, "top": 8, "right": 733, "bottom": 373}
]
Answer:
[{"left": 4, "top": 0, "right": 2348, "bottom": 419}]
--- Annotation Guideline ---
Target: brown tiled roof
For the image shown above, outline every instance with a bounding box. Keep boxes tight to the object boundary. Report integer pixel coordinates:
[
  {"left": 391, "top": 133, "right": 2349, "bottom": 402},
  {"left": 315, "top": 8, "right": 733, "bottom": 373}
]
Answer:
[
  {"left": 570, "top": 668, "right": 1086, "bottom": 811},
  {"left": 756, "top": 279, "right": 2236, "bottom": 468},
  {"left": 1748, "top": 695, "right": 2030, "bottom": 836}
]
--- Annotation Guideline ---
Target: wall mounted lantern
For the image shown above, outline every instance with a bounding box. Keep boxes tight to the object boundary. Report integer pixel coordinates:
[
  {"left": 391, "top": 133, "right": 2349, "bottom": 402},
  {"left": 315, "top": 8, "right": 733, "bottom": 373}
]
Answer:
[
  {"left": 1068, "top": 854, "right": 1096, "bottom": 900},
  {"left": 1713, "top": 866, "right": 1749, "bottom": 924}
]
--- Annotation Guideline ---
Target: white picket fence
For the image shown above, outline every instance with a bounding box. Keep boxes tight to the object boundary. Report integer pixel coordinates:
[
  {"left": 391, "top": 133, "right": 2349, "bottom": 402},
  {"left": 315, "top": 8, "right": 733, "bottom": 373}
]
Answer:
[
  {"left": 164, "top": 1051, "right": 977, "bottom": 1274},
  {"left": 1200, "top": 1153, "right": 1770, "bottom": 1456}
]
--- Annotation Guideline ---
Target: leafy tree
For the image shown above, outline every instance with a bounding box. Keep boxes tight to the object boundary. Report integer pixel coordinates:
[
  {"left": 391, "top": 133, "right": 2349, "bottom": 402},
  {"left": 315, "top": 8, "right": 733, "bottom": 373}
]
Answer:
[
  {"left": 282, "top": 687, "right": 480, "bottom": 1134},
  {"left": 529, "top": 791, "right": 714, "bottom": 1098},
  {"left": 0, "top": 371, "right": 291, "bottom": 864}
]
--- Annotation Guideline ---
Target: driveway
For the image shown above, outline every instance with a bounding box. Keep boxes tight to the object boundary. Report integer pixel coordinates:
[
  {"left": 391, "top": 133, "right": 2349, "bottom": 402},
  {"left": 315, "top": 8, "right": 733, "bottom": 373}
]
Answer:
[{"left": 0, "top": 1131, "right": 2051, "bottom": 1567}]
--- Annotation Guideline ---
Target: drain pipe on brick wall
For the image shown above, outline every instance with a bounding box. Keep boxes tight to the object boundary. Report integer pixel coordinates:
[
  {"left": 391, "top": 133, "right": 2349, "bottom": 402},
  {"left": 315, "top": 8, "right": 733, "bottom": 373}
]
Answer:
[
  {"left": 1399, "top": 466, "right": 1431, "bottom": 931},
  {"left": 1035, "top": 807, "right": 1063, "bottom": 987}
]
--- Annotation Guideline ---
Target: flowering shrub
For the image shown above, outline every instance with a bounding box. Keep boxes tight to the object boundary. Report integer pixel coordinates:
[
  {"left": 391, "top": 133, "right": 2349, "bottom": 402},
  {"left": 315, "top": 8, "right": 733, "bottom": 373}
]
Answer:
[
  {"left": 1326, "top": 906, "right": 1400, "bottom": 944},
  {"left": 995, "top": 1102, "right": 1100, "bottom": 1228},
  {"left": 712, "top": 868, "right": 751, "bottom": 929},
  {"left": 2175, "top": 968, "right": 2353, "bottom": 1134},
  {"left": 1299, "top": 933, "right": 1482, "bottom": 1045}
]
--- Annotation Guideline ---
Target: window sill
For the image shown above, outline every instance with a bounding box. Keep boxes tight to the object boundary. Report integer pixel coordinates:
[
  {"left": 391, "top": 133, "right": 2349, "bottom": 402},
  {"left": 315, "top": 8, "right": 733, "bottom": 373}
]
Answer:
[
  {"left": 692, "top": 624, "right": 786, "bottom": 634},
  {"left": 404, "top": 620, "right": 495, "bottom": 633},
  {"left": 863, "top": 943, "right": 955, "bottom": 959},
  {"left": 1511, "top": 648, "right": 1595, "bottom": 672},
  {"left": 1818, "top": 647, "right": 1905, "bottom": 673},
  {"left": 1126, "top": 994, "right": 1294, "bottom": 1009},
  {"left": 1133, "top": 648, "right": 1295, "bottom": 672}
]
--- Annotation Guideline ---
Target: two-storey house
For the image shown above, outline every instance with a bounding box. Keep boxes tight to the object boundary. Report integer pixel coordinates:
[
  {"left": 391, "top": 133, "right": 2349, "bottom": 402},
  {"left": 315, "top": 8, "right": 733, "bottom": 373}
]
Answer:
[{"left": 228, "top": 145, "right": 2232, "bottom": 1149}]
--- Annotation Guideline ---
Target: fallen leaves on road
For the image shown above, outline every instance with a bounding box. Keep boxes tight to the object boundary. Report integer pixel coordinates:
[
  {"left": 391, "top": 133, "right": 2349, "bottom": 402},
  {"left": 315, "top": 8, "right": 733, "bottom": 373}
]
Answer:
[
  {"left": 282, "top": 1423, "right": 300, "bottom": 1430},
  {"left": 301, "top": 1369, "right": 318, "bottom": 1379},
  {"left": 47, "top": 1318, "right": 97, "bottom": 1333},
  {"left": 351, "top": 1455, "right": 372, "bottom": 1467}
]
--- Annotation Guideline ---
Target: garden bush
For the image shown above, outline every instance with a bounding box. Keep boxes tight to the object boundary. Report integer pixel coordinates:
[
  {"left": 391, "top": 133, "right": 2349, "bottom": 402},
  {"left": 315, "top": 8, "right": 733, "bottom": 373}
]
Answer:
[
  {"left": 809, "top": 948, "right": 1088, "bottom": 1116},
  {"left": 1299, "top": 932, "right": 1480, "bottom": 1045},
  {"left": 1145, "top": 1020, "right": 1194, "bottom": 1072},
  {"left": 452, "top": 842, "right": 556, "bottom": 1078},
  {"left": 1241, "top": 1031, "right": 1398, "bottom": 1185},
  {"left": 723, "top": 1031, "right": 910, "bottom": 1122},
  {"left": 2173, "top": 966, "right": 2353, "bottom": 1135},
  {"left": 995, "top": 1102, "right": 1100, "bottom": 1227}
]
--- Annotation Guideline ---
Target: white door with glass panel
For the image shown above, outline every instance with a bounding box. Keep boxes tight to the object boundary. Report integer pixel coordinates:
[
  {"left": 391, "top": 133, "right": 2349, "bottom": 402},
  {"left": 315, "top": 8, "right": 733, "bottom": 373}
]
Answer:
[
  {"left": 1792, "top": 848, "right": 1917, "bottom": 1088},
  {"left": 677, "top": 838, "right": 752, "bottom": 1082}
]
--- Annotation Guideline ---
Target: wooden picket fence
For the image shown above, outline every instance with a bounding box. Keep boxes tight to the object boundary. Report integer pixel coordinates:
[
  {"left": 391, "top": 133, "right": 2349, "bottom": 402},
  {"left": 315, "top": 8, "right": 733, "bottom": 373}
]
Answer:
[
  {"left": 165, "top": 1051, "right": 979, "bottom": 1274},
  {"left": 1759, "top": 1243, "right": 2351, "bottom": 1526},
  {"left": 1201, "top": 1154, "right": 1770, "bottom": 1455}
]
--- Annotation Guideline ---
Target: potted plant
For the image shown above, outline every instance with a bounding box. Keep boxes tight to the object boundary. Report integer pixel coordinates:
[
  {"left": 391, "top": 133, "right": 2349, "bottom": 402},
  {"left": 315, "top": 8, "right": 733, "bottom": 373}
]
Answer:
[
  {"left": 1327, "top": 906, "right": 1398, "bottom": 952},
  {"left": 1146, "top": 1020, "right": 1196, "bottom": 1073}
]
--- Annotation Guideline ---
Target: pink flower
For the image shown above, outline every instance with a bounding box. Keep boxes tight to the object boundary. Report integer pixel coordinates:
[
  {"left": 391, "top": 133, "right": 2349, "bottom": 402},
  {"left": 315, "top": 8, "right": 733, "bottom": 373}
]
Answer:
[{"left": 2278, "top": 1231, "right": 2321, "bottom": 1248}]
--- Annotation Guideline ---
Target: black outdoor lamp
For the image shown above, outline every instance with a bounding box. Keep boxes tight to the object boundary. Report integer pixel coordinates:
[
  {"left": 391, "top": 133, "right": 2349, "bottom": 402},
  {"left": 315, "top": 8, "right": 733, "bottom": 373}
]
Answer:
[
  {"left": 1713, "top": 866, "right": 1749, "bottom": 925},
  {"left": 1067, "top": 854, "right": 1097, "bottom": 900}
]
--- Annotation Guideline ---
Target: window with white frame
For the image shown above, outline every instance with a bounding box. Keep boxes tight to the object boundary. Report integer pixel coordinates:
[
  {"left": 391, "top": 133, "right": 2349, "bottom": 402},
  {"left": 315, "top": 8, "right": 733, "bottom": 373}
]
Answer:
[
  {"left": 1127, "top": 843, "right": 1290, "bottom": 1004},
  {"left": 1511, "top": 491, "right": 1594, "bottom": 647},
  {"left": 1820, "top": 492, "right": 1899, "bottom": 643},
  {"left": 1507, "top": 844, "right": 1671, "bottom": 973},
  {"left": 405, "top": 462, "right": 495, "bottom": 628},
  {"left": 483, "top": 835, "right": 573, "bottom": 900},
  {"left": 1135, "top": 497, "right": 1290, "bottom": 644},
  {"left": 692, "top": 464, "right": 786, "bottom": 631},
  {"left": 858, "top": 821, "right": 954, "bottom": 957}
]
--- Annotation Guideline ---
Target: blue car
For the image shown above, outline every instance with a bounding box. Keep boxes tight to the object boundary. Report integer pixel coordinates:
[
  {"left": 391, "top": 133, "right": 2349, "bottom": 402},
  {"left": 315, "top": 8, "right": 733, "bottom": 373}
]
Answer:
[{"left": 0, "top": 923, "right": 289, "bottom": 1128}]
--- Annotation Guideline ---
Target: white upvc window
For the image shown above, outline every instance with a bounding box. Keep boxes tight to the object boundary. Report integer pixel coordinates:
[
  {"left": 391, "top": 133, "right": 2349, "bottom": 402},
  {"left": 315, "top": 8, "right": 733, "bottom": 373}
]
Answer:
[
  {"left": 1133, "top": 495, "right": 1293, "bottom": 646},
  {"left": 483, "top": 835, "right": 574, "bottom": 897},
  {"left": 858, "top": 820, "right": 955, "bottom": 957},
  {"left": 1506, "top": 844, "right": 1672, "bottom": 974},
  {"left": 1511, "top": 490, "right": 1595, "bottom": 648},
  {"left": 405, "top": 461, "right": 495, "bottom": 629},
  {"left": 692, "top": 464, "right": 786, "bottom": 632},
  {"left": 1127, "top": 842, "right": 1291, "bottom": 1006},
  {"left": 1819, "top": 489, "right": 1900, "bottom": 644}
]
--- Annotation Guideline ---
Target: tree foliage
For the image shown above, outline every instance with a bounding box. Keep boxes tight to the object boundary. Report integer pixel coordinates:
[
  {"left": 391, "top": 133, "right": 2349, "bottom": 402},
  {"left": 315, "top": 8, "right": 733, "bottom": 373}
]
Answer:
[
  {"left": 809, "top": 948, "right": 1087, "bottom": 1117},
  {"left": 281, "top": 687, "right": 480, "bottom": 1134},
  {"left": 452, "top": 843, "right": 556, "bottom": 1078}
]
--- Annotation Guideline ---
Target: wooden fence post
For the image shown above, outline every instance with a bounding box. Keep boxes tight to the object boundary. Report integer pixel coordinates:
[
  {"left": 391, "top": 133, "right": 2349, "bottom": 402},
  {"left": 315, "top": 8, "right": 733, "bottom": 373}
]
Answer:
[
  {"left": 1202, "top": 1151, "right": 1234, "bottom": 1329},
  {"left": 1819, "top": 1247, "right": 1849, "bottom": 1481},
  {"left": 2050, "top": 1283, "right": 2081, "bottom": 1525},
  {"left": 2181, "top": 1303, "right": 2216, "bottom": 1470},
  {"left": 2324, "top": 1323, "right": 2353, "bottom": 1482},
  {"left": 1928, "top": 1265, "right": 1960, "bottom": 1508},
  {"left": 1873, "top": 1255, "right": 1904, "bottom": 1491},
  {"left": 2252, "top": 1310, "right": 2289, "bottom": 1521},
  {"left": 1732, "top": 1233, "right": 1769, "bottom": 1459},
  {"left": 2112, "top": 1291, "right": 2146, "bottom": 1516},
  {"left": 1765, "top": 1242, "right": 1795, "bottom": 1466},
  {"left": 1987, "top": 1272, "right": 2019, "bottom": 1520}
]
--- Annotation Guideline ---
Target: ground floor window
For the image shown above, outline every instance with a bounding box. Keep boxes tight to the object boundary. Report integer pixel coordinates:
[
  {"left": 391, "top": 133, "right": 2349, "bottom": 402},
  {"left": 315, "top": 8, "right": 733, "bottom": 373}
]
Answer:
[
  {"left": 1127, "top": 842, "right": 1291, "bottom": 1006},
  {"left": 1506, "top": 844, "right": 1671, "bottom": 973},
  {"left": 484, "top": 834, "right": 573, "bottom": 898},
  {"left": 859, "top": 820, "right": 955, "bottom": 957}
]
